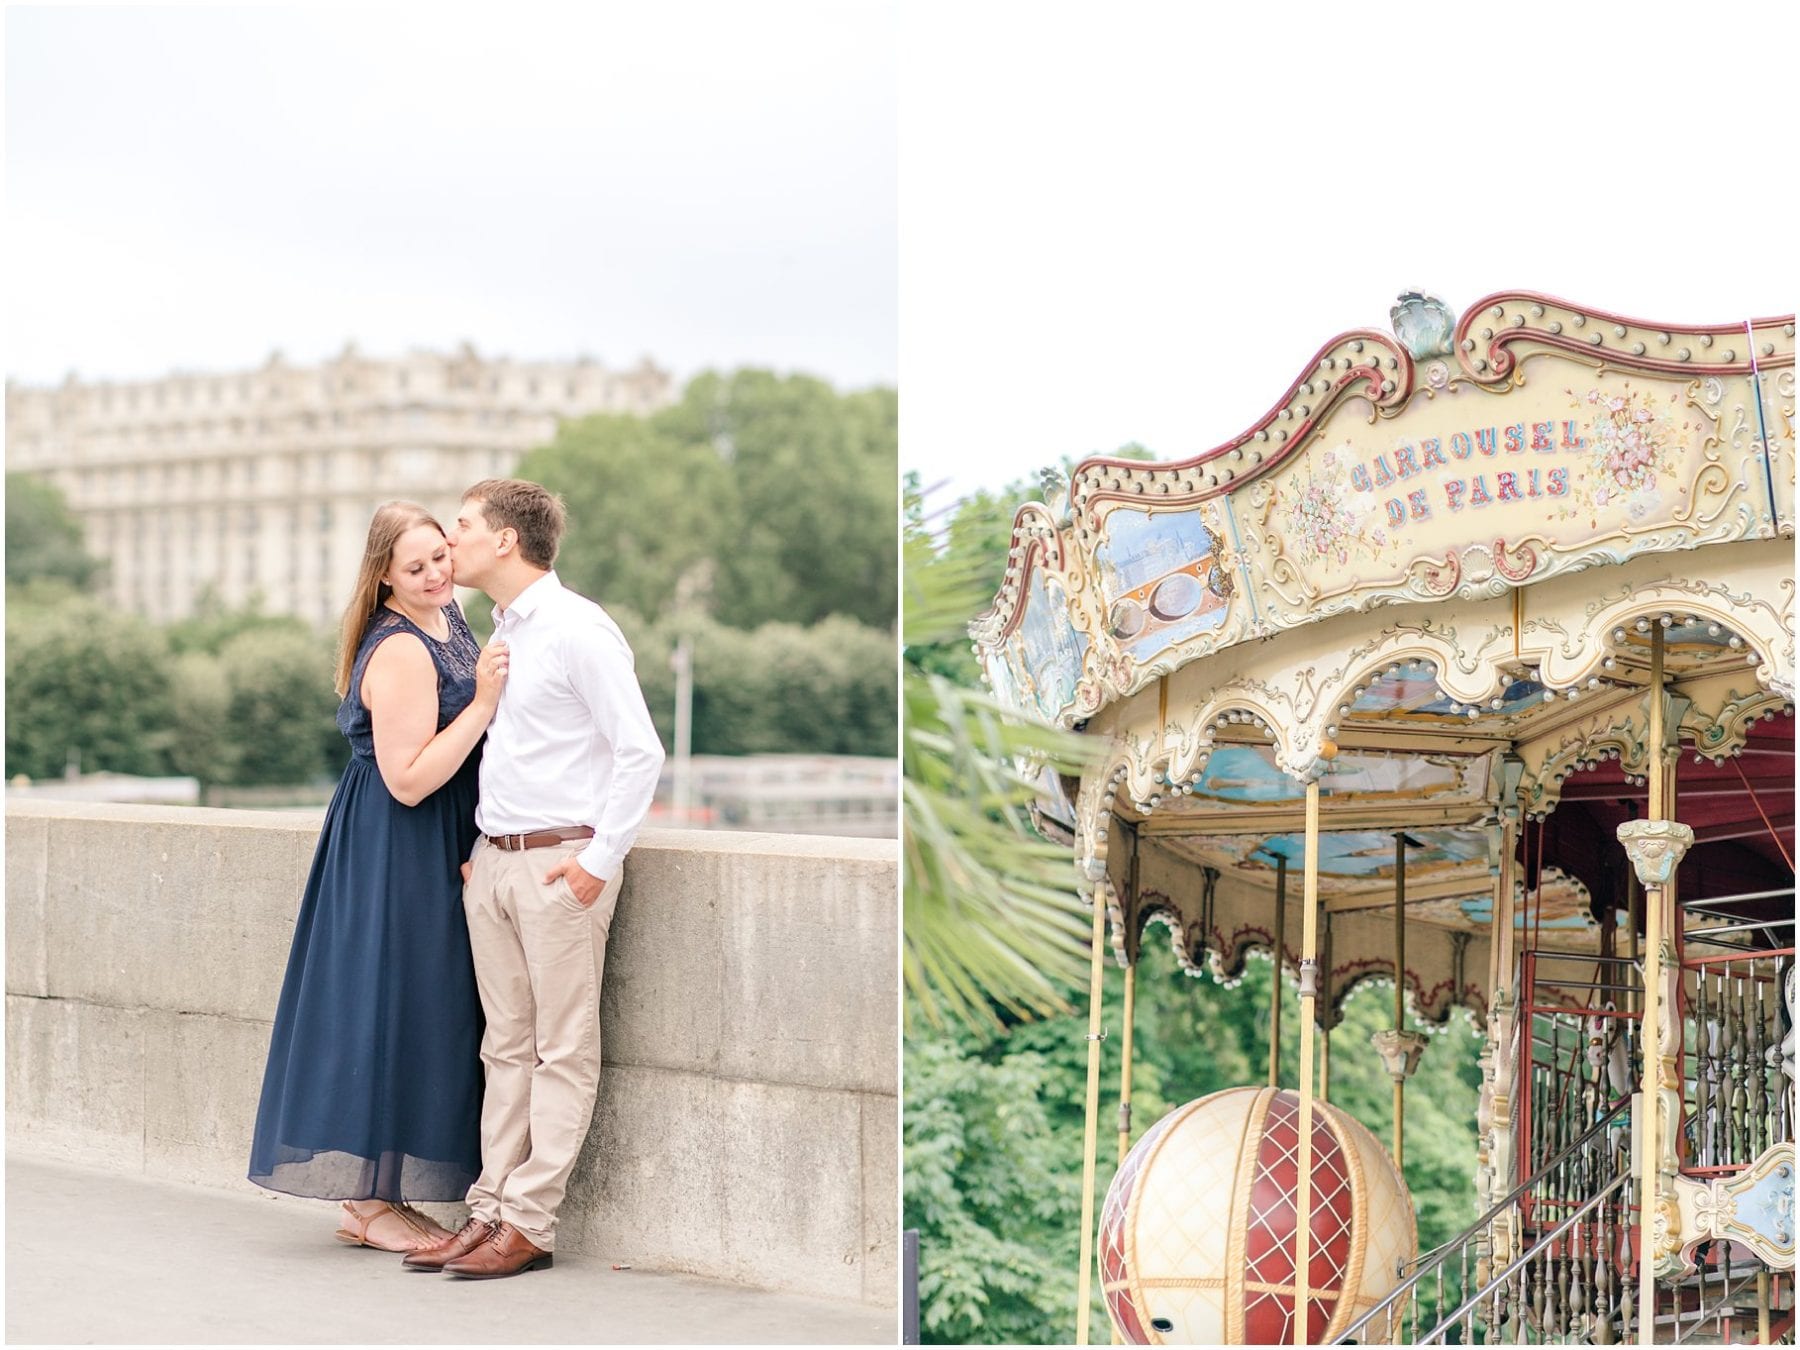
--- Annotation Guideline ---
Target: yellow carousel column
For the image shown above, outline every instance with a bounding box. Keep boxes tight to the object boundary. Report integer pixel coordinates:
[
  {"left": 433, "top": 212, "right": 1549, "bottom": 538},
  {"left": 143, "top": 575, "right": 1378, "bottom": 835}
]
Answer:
[
  {"left": 1372, "top": 834, "right": 1427, "bottom": 1169},
  {"left": 1319, "top": 915, "right": 1333, "bottom": 1104},
  {"left": 1110, "top": 948, "right": 1134, "bottom": 1349},
  {"left": 1115, "top": 967, "right": 1137, "bottom": 1165},
  {"left": 1617, "top": 628, "right": 1692, "bottom": 1346},
  {"left": 1269, "top": 854, "right": 1287, "bottom": 1087},
  {"left": 1075, "top": 871, "right": 1110, "bottom": 1346},
  {"left": 1486, "top": 786, "right": 1522, "bottom": 1279},
  {"left": 1117, "top": 838, "right": 1142, "bottom": 1170},
  {"left": 1293, "top": 775, "right": 1322, "bottom": 1347}
]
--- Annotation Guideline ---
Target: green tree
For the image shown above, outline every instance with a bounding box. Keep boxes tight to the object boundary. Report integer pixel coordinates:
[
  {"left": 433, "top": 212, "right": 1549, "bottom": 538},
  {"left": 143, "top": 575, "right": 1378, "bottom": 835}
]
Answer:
[
  {"left": 4, "top": 589, "right": 175, "bottom": 779},
  {"left": 902, "top": 479, "right": 1096, "bottom": 1033},
  {"left": 667, "top": 370, "right": 897, "bottom": 629},
  {"left": 166, "top": 650, "right": 238, "bottom": 791},
  {"left": 516, "top": 414, "right": 727, "bottom": 621},
  {"left": 905, "top": 943, "right": 1485, "bottom": 1344},
  {"left": 161, "top": 593, "right": 342, "bottom": 789},
  {"left": 522, "top": 370, "right": 896, "bottom": 634},
  {"left": 166, "top": 588, "right": 315, "bottom": 656},
  {"left": 216, "top": 627, "right": 346, "bottom": 785},
  {"left": 905, "top": 1035, "right": 1087, "bottom": 1342},
  {"left": 621, "top": 609, "right": 897, "bottom": 758},
  {"left": 5, "top": 472, "right": 103, "bottom": 588}
]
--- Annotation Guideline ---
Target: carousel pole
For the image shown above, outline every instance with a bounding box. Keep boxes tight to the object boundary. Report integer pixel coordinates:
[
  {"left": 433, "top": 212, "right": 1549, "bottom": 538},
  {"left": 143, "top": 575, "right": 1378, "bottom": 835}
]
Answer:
[
  {"left": 1116, "top": 963, "right": 1136, "bottom": 1168},
  {"left": 1394, "top": 833, "right": 1407, "bottom": 1167},
  {"left": 1483, "top": 761, "right": 1523, "bottom": 1282},
  {"left": 1374, "top": 837, "right": 1426, "bottom": 1173},
  {"left": 1319, "top": 914, "right": 1333, "bottom": 1103},
  {"left": 1110, "top": 954, "right": 1134, "bottom": 1348},
  {"left": 1294, "top": 777, "right": 1322, "bottom": 1346},
  {"left": 1074, "top": 878, "right": 1110, "bottom": 1344},
  {"left": 1493, "top": 774, "right": 1521, "bottom": 1006},
  {"left": 1637, "top": 627, "right": 1667, "bottom": 1346},
  {"left": 1269, "top": 855, "right": 1287, "bottom": 1087},
  {"left": 1109, "top": 842, "right": 1142, "bottom": 1347},
  {"left": 1117, "top": 838, "right": 1142, "bottom": 1169},
  {"left": 1627, "top": 869, "right": 1641, "bottom": 1017}
]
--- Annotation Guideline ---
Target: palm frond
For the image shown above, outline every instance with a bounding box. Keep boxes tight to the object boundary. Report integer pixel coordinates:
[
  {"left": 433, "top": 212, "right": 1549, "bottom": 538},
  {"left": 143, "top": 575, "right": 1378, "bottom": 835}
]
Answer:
[{"left": 902, "top": 485, "right": 1099, "bottom": 1035}]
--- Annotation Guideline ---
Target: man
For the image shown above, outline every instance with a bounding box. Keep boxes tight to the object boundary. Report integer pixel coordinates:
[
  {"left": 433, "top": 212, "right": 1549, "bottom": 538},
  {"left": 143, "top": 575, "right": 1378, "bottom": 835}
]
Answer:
[{"left": 405, "top": 478, "right": 666, "bottom": 1279}]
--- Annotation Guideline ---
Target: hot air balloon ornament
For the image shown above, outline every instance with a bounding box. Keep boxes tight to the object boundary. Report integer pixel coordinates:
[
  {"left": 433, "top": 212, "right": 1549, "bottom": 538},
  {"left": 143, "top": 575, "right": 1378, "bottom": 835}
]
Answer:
[{"left": 1099, "top": 1086, "right": 1417, "bottom": 1344}]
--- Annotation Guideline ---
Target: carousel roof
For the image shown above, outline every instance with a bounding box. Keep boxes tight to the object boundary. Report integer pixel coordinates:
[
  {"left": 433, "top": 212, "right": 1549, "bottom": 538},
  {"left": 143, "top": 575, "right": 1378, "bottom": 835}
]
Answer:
[
  {"left": 975, "top": 291, "right": 1794, "bottom": 985},
  {"left": 973, "top": 290, "right": 1795, "bottom": 732}
]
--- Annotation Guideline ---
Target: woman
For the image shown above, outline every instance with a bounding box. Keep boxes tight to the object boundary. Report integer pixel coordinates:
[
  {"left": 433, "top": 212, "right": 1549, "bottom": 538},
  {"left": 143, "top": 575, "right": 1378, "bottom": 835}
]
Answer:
[{"left": 249, "top": 501, "right": 507, "bottom": 1252}]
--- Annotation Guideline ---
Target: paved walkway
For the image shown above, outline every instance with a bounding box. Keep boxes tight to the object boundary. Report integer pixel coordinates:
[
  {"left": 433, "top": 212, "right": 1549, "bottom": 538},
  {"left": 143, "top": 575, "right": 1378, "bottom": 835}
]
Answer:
[{"left": 5, "top": 1158, "right": 894, "bottom": 1345}]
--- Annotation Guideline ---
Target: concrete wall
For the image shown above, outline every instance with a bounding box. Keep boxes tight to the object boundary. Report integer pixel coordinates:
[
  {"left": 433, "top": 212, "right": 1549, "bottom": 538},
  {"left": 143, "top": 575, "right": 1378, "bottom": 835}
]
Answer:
[{"left": 4, "top": 801, "right": 897, "bottom": 1307}]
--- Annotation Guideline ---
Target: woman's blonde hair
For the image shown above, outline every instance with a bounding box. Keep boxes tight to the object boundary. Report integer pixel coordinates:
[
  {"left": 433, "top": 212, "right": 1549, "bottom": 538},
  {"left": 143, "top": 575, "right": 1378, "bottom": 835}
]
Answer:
[{"left": 333, "top": 501, "right": 447, "bottom": 697}]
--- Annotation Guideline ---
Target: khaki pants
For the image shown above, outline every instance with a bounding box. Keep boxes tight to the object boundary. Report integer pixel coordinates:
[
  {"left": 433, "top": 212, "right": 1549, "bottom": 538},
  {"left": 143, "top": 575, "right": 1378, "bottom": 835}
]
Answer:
[{"left": 461, "top": 835, "right": 623, "bottom": 1250}]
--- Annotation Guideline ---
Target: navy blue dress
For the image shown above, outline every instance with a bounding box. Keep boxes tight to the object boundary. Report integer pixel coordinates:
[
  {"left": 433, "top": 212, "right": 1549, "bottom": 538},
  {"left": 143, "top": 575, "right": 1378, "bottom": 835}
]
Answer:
[{"left": 249, "top": 602, "right": 485, "bottom": 1202}]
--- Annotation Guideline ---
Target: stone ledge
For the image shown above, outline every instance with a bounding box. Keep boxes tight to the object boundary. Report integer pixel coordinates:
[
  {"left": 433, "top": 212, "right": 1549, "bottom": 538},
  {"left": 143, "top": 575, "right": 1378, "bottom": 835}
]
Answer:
[{"left": 4, "top": 803, "right": 897, "bottom": 1307}]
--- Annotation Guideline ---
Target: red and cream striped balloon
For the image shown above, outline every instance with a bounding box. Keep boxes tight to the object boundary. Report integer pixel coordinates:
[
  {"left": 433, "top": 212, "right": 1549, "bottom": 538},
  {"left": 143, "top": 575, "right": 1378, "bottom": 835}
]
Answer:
[{"left": 1100, "top": 1086, "right": 1417, "bottom": 1344}]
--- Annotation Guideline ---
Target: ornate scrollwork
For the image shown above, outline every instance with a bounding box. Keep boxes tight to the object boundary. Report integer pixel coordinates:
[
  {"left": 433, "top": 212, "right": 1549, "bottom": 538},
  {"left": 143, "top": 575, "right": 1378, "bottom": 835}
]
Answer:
[
  {"left": 1066, "top": 329, "right": 1415, "bottom": 531},
  {"left": 969, "top": 500, "right": 1066, "bottom": 645},
  {"left": 1667, "top": 1144, "right": 1796, "bottom": 1276},
  {"left": 1492, "top": 537, "right": 1543, "bottom": 584},
  {"left": 1616, "top": 820, "right": 1695, "bottom": 888},
  {"left": 972, "top": 296, "right": 1792, "bottom": 737},
  {"left": 1689, "top": 686, "right": 1791, "bottom": 757},
  {"left": 1411, "top": 550, "right": 1461, "bottom": 597},
  {"left": 1453, "top": 292, "right": 1795, "bottom": 386}
]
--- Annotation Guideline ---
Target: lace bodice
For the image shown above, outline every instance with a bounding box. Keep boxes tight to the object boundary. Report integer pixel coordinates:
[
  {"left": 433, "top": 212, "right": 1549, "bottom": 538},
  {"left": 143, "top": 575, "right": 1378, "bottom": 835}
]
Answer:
[{"left": 336, "top": 601, "right": 482, "bottom": 759}]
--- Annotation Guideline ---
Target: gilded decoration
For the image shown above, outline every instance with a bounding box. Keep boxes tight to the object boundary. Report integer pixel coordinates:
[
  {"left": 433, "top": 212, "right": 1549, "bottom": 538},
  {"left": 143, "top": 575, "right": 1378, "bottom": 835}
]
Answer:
[
  {"left": 1615, "top": 820, "right": 1695, "bottom": 888},
  {"left": 1114, "top": 844, "right": 1489, "bottom": 1026},
  {"left": 1370, "top": 1028, "right": 1429, "bottom": 1082},
  {"left": 1667, "top": 1144, "right": 1796, "bottom": 1276},
  {"left": 973, "top": 292, "right": 1794, "bottom": 729},
  {"left": 1000, "top": 293, "right": 1795, "bottom": 1350},
  {"left": 1068, "top": 557, "right": 1793, "bottom": 905}
]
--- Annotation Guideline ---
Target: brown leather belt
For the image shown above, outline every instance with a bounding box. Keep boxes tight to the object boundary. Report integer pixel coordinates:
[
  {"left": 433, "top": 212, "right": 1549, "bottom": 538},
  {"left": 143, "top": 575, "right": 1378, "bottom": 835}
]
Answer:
[{"left": 486, "top": 826, "right": 595, "bottom": 851}]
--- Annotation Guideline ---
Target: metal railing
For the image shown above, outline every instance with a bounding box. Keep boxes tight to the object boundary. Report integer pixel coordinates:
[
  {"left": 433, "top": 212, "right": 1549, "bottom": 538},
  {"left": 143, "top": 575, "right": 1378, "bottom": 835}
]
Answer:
[
  {"left": 1677, "top": 903, "right": 1793, "bottom": 1175},
  {"left": 1333, "top": 1093, "right": 1634, "bottom": 1344},
  {"left": 1519, "top": 952, "right": 1643, "bottom": 1186}
]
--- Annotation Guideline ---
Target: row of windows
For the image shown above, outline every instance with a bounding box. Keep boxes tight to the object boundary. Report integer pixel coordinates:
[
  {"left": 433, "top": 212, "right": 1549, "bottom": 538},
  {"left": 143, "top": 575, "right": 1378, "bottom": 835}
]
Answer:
[
  {"left": 25, "top": 371, "right": 632, "bottom": 419},
  {"left": 92, "top": 505, "right": 355, "bottom": 538},
  {"left": 46, "top": 404, "right": 550, "bottom": 444},
  {"left": 61, "top": 447, "right": 514, "bottom": 502}
]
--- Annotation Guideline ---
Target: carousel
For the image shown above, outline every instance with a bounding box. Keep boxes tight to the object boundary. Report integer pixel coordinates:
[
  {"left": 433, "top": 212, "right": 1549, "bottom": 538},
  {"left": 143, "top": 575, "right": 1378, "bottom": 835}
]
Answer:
[{"left": 973, "top": 291, "right": 1796, "bottom": 1344}]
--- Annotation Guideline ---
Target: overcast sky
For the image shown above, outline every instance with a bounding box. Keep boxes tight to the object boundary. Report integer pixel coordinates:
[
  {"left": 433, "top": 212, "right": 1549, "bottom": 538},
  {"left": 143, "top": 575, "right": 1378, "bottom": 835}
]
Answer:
[
  {"left": 5, "top": 3, "right": 896, "bottom": 389},
  {"left": 900, "top": 4, "right": 1797, "bottom": 501}
]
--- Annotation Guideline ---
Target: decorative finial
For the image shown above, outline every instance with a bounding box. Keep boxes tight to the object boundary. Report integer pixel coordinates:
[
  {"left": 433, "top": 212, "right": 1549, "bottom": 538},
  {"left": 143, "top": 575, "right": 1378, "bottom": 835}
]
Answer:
[
  {"left": 1371, "top": 1028, "right": 1429, "bottom": 1082},
  {"left": 1039, "top": 465, "right": 1072, "bottom": 525},
  {"left": 1390, "top": 290, "right": 1457, "bottom": 360}
]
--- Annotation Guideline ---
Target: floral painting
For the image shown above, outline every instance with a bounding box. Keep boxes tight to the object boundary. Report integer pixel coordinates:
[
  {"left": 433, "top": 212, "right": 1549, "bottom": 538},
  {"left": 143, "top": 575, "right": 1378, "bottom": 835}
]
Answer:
[
  {"left": 1556, "top": 382, "right": 1694, "bottom": 525},
  {"left": 1272, "top": 451, "right": 1373, "bottom": 566}
]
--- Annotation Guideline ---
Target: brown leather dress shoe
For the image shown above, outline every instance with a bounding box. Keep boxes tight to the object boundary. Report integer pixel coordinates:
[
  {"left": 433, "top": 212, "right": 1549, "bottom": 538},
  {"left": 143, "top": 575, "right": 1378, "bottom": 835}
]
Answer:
[
  {"left": 441, "top": 1221, "right": 554, "bottom": 1279},
  {"left": 400, "top": 1217, "right": 496, "bottom": 1271}
]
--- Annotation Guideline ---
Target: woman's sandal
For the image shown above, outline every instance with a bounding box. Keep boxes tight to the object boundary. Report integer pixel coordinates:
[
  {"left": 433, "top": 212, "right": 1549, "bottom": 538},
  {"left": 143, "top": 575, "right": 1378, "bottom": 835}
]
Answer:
[{"left": 334, "top": 1200, "right": 455, "bottom": 1253}]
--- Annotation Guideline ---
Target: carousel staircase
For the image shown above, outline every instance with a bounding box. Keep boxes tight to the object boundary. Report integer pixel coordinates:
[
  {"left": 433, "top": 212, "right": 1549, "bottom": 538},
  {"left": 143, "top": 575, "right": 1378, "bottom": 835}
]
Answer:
[
  {"left": 1333, "top": 1094, "right": 1636, "bottom": 1343},
  {"left": 1332, "top": 905, "right": 1793, "bottom": 1345}
]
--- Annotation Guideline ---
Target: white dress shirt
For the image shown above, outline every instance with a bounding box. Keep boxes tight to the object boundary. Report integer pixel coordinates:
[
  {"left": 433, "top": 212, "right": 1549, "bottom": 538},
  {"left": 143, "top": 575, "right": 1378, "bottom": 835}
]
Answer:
[{"left": 475, "top": 572, "right": 666, "bottom": 881}]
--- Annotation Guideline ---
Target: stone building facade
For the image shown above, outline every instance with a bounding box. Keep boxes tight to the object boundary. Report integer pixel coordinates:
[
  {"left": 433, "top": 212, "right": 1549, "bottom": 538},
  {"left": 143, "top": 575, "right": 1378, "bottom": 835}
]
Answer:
[{"left": 4, "top": 344, "right": 674, "bottom": 625}]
